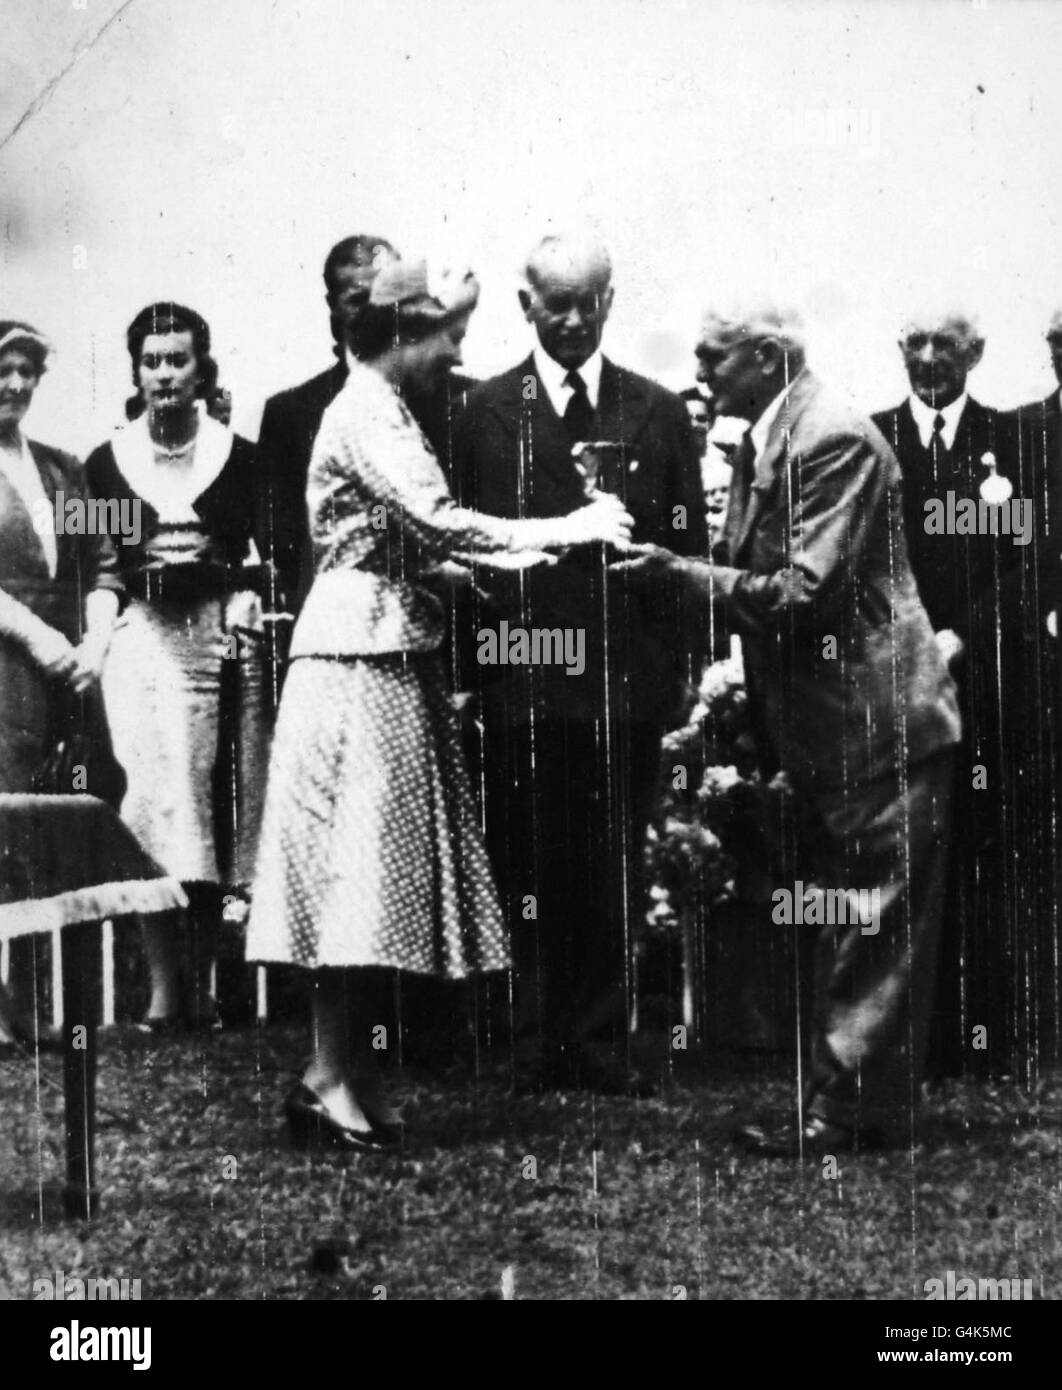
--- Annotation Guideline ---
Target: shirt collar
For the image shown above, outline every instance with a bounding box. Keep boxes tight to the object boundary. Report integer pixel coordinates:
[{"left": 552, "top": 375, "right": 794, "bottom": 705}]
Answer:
[
  {"left": 748, "top": 376, "right": 799, "bottom": 461},
  {"left": 907, "top": 390, "right": 968, "bottom": 450},
  {"left": 533, "top": 345, "right": 604, "bottom": 418}
]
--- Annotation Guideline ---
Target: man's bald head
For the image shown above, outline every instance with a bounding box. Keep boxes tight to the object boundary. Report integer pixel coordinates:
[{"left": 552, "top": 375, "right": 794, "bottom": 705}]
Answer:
[
  {"left": 699, "top": 300, "right": 807, "bottom": 355},
  {"left": 524, "top": 234, "right": 613, "bottom": 293},
  {"left": 900, "top": 305, "right": 982, "bottom": 347},
  {"left": 695, "top": 297, "right": 807, "bottom": 423},
  {"left": 898, "top": 304, "right": 984, "bottom": 410},
  {"left": 519, "top": 233, "right": 615, "bottom": 371}
]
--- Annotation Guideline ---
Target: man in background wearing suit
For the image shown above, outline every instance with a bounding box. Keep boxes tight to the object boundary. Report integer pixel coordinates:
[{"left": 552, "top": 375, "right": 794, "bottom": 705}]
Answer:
[
  {"left": 1010, "top": 310, "right": 1062, "bottom": 1070},
  {"left": 451, "top": 233, "right": 708, "bottom": 1092},
  {"left": 1012, "top": 307, "right": 1062, "bottom": 633},
  {"left": 618, "top": 301, "right": 960, "bottom": 1152},
  {"left": 873, "top": 311, "right": 1025, "bottom": 1080}
]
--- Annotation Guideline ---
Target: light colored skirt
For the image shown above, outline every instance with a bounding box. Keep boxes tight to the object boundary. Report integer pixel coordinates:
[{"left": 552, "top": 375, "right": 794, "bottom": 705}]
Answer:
[
  {"left": 101, "top": 593, "right": 267, "bottom": 885},
  {"left": 247, "top": 653, "right": 510, "bottom": 976}
]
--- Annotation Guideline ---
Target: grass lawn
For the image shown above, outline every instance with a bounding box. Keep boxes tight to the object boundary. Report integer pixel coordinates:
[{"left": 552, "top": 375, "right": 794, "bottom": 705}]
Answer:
[{"left": 1, "top": 1026, "right": 1060, "bottom": 1301}]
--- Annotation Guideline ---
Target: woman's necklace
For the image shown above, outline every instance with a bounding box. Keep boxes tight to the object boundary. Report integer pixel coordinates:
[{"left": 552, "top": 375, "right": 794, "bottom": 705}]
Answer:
[
  {"left": 152, "top": 435, "right": 197, "bottom": 463},
  {"left": 149, "top": 411, "right": 199, "bottom": 467}
]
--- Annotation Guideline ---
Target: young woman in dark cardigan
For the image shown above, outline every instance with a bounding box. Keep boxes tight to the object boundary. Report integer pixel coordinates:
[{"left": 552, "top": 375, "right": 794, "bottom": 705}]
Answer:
[{"left": 85, "top": 303, "right": 269, "bottom": 1031}]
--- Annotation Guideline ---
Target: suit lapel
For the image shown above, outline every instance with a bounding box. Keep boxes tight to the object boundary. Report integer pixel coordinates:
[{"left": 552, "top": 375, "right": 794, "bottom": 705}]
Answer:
[
  {"left": 730, "top": 372, "right": 815, "bottom": 557},
  {"left": 730, "top": 446, "right": 777, "bottom": 558},
  {"left": 895, "top": 401, "right": 924, "bottom": 468},
  {"left": 951, "top": 398, "right": 980, "bottom": 475},
  {"left": 485, "top": 357, "right": 582, "bottom": 507},
  {"left": 596, "top": 360, "right": 651, "bottom": 450}
]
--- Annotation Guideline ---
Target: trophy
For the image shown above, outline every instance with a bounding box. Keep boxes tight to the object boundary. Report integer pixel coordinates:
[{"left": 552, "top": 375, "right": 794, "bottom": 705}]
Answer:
[
  {"left": 571, "top": 439, "right": 629, "bottom": 499},
  {"left": 569, "top": 440, "right": 633, "bottom": 569}
]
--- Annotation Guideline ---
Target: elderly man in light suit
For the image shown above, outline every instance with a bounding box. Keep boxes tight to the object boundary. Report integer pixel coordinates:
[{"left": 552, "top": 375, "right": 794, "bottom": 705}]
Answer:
[{"left": 619, "top": 301, "right": 961, "bottom": 1154}]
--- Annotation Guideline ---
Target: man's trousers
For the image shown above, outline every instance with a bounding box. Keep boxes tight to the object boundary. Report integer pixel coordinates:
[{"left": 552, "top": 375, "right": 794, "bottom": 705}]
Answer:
[
  {"left": 801, "top": 748, "right": 954, "bottom": 1140},
  {"left": 479, "top": 714, "right": 663, "bottom": 1061}
]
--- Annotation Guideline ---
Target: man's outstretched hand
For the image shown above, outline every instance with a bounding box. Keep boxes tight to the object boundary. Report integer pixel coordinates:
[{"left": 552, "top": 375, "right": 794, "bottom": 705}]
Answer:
[{"left": 608, "top": 542, "right": 685, "bottom": 579}]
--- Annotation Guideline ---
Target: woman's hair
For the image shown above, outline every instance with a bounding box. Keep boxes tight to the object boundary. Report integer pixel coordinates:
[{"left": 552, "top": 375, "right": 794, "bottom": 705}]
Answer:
[
  {"left": 0, "top": 319, "right": 50, "bottom": 377},
  {"left": 347, "top": 263, "right": 479, "bottom": 363},
  {"left": 125, "top": 302, "right": 220, "bottom": 415}
]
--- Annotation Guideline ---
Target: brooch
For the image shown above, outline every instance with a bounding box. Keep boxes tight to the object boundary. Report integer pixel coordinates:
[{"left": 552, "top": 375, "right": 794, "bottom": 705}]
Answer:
[{"left": 978, "top": 451, "right": 1012, "bottom": 504}]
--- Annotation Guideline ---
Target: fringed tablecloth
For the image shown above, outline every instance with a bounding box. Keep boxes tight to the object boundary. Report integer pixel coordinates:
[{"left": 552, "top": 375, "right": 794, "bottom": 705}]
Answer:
[
  {"left": 0, "top": 793, "right": 188, "bottom": 1221},
  {"left": 0, "top": 793, "right": 187, "bottom": 939}
]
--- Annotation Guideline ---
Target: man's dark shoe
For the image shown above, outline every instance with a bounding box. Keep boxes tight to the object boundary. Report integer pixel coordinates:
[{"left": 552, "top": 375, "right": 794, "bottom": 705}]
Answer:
[
  {"left": 510, "top": 1038, "right": 574, "bottom": 1095},
  {"left": 733, "top": 1114, "right": 888, "bottom": 1158},
  {"left": 572, "top": 1043, "right": 657, "bottom": 1098}
]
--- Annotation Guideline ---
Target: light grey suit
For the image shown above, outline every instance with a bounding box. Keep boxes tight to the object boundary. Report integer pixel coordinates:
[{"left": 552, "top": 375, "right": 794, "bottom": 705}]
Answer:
[{"left": 713, "top": 370, "right": 961, "bottom": 1137}]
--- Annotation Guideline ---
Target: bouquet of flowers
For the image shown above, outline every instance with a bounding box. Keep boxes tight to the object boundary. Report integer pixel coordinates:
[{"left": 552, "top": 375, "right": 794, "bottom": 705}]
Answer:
[{"left": 643, "top": 646, "right": 798, "bottom": 938}]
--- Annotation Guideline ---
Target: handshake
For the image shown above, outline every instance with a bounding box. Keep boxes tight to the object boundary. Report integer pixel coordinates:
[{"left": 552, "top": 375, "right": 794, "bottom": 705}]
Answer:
[{"left": 443, "top": 492, "right": 639, "bottom": 585}]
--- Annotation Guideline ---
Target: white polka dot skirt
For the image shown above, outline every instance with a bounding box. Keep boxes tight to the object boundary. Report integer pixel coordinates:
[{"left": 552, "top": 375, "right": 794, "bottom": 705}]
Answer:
[{"left": 247, "top": 654, "right": 510, "bottom": 976}]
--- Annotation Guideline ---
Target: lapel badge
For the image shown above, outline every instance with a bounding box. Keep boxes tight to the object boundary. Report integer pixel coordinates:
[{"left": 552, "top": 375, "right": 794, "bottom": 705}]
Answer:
[{"left": 979, "top": 451, "right": 1012, "bottom": 505}]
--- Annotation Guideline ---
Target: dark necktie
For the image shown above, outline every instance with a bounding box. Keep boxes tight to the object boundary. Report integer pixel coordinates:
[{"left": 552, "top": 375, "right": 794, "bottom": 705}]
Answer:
[
  {"left": 563, "top": 369, "right": 595, "bottom": 445},
  {"left": 930, "top": 412, "right": 946, "bottom": 480}
]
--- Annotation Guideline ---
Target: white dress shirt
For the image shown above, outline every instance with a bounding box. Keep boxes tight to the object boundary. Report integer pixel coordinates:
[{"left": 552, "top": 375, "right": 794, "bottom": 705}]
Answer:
[
  {"left": 533, "top": 346, "right": 604, "bottom": 420},
  {"left": 0, "top": 432, "right": 57, "bottom": 577},
  {"left": 907, "top": 391, "right": 968, "bottom": 450}
]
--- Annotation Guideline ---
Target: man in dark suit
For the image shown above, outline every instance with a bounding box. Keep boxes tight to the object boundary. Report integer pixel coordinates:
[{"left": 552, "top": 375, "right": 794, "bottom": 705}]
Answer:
[
  {"left": 451, "top": 233, "right": 708, "bottom": 1091},
  {"left": 1011, "top": 307, "right": 1062, "bottom": 631},
  {"left": 619, "top": 300, "right": 961, "bottom": 1152},
  {"left": 873, "top": 310, "right": 1025, "bottom": 1079},
  {"left": 1009, "top": 310, "right": 1062, "bottom": 1069}
]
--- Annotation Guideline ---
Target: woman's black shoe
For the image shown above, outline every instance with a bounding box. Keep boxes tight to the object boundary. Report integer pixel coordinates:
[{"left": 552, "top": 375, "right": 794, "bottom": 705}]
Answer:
[
  {"left": 188, "top": 1003, "right": 224, "bottom": 1035},
  {"left": 284, "top": 1084, "right": 397, "bottom": 1154},
  {"left": 1, "top": 1011, "right": 61, "bottom": 1054},
  {"left": 129, "top": 1000, "right": 221, "bottom": 1037}
]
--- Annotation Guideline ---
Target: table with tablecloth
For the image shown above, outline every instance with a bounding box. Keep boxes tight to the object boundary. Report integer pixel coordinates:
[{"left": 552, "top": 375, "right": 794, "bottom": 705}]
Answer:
[{"left": 0, "top": 793, "right": 186, "bottom": 1218}]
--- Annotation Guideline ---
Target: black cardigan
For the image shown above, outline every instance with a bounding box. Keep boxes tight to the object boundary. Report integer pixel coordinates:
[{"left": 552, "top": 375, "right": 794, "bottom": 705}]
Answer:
[{"left": 85, "top": 433, "right": 264, "bottom": 591}]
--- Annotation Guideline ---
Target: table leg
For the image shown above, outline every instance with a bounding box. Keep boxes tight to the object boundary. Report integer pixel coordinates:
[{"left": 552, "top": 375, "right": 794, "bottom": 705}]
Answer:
[{"left": 61, "top": 921, "right": 100, "bottom": 1220}]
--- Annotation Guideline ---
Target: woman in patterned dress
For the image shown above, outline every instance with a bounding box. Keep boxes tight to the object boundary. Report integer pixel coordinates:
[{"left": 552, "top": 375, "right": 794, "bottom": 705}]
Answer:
[
  {"left": 86, "top": 303, "right": 269, "bottom": 1030},
  {"left": 247, "top": 261, "right": 634, "bottom": 1150}
]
